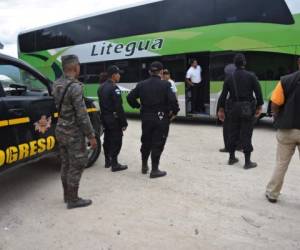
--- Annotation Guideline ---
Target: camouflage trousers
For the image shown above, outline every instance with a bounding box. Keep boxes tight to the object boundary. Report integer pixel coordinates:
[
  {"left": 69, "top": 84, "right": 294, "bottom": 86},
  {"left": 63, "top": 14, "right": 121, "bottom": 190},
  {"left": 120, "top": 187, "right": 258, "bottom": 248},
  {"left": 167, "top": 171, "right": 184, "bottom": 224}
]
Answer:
[{"left": 56, "top": 132, "right": 88, "bottom": 188}]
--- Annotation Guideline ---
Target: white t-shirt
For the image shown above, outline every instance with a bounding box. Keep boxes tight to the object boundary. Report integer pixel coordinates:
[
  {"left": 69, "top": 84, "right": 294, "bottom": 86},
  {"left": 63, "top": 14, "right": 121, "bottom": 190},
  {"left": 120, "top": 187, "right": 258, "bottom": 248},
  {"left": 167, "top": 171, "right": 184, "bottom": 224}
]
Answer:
[
  {"left": 168, "top": 79, "right": 177, "bottom": 94},
  {"left": 186, "top": 66, "right": 202, "bottom": 84}
]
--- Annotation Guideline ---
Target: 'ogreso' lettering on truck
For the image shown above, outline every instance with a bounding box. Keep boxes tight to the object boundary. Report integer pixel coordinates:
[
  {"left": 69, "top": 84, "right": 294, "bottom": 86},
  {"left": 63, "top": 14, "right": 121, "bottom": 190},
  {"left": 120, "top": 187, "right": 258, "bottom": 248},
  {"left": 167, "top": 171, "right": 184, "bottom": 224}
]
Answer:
[{"left": 0, "top": 136, "right": 55, "bottom": 167}]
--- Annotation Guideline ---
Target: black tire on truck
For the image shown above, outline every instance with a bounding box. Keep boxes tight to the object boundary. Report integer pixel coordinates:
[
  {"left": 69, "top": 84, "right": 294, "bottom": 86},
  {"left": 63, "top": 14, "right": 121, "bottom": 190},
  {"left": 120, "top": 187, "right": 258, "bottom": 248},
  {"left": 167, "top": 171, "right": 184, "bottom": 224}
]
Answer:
[
  {"left": 84, "top": 97, "right": 103, "bottom": 168},
  {"left": 86, "top": 132, "right": 101, "bottom": 168}
]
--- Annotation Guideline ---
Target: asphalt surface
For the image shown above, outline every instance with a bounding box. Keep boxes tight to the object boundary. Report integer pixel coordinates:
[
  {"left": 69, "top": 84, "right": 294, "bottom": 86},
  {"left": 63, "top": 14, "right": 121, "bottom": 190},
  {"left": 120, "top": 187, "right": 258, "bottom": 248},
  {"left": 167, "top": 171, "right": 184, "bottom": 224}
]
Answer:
[{"left": 0, "top": 119, "right": 299, "bottom": 250}]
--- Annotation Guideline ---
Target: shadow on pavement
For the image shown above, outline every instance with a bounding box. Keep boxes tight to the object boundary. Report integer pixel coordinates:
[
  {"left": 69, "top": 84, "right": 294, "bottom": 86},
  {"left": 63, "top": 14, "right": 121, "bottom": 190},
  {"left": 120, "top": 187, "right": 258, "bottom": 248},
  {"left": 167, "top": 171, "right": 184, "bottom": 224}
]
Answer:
[{"left": 0, "top": 157, "right": 60, "bottom": 214}]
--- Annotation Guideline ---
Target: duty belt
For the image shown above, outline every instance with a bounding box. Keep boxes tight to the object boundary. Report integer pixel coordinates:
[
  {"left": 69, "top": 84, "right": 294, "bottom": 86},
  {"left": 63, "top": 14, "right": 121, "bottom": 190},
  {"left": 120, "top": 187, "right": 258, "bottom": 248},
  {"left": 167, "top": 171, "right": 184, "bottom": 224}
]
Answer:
[
  {"left": 157, "top": 112, "right": 165, "bottom": 120},
  {"left": 142, "top": 111, "right": 168, "bottom": 120}
]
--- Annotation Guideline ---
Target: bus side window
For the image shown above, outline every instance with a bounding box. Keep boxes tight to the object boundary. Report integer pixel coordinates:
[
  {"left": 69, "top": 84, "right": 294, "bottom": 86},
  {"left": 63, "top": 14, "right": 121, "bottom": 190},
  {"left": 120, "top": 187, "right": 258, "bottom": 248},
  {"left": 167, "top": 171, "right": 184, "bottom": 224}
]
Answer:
[
  {"left": 83, "top": 62, "right": 106, "bottom": 84},
  {"left": 210, "top": 52, "right": 236, "bottom": 81},
  {"left": 245, "top": 51, "right": 297, "bottom": 81},
  {"left": 215, "top": 0, "right": 294, "bottom": 25}
]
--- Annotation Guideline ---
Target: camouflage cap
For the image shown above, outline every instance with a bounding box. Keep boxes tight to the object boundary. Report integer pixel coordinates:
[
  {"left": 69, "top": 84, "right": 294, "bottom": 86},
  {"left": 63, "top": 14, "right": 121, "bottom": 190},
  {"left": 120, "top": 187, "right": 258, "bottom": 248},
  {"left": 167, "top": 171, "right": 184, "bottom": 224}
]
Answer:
[{"left": 61, "top": 55, "right": 80, "bottom": 68}]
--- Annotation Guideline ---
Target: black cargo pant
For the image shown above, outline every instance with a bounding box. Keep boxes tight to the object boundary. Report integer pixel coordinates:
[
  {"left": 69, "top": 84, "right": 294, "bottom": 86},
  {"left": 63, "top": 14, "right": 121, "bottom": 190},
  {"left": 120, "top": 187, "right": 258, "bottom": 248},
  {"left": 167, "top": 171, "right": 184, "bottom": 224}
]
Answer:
[
  {"left": 102, "top": 115, "right": 123, "bottom": 162},
  {"left": 191, "top": 83, "right": 205, "bottom": 112},
  {"left": 223, "top": 113, "right": 241, "bottom": 150},
  {"left": 227, "top": 106, "right": 254, "bottom": 153},
  {"left": 222, "top": 116, "right": 230, "bottom": 150},
  {"left": 140, "top": 113, "right": 170, "bottom": 169}
]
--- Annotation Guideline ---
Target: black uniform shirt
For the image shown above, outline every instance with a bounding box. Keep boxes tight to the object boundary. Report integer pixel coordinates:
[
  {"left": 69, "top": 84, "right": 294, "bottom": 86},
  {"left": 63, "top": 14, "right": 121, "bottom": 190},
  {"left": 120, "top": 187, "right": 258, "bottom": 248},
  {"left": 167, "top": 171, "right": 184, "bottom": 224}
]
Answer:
[
  {"left": 98, "top": 79, "right": 128, "bottom": 127},
  {"left": 218, "top": 68, "right": 264, "bottom": 109},
  {"left": 127, "top": 75, "right": 179, "bottom": 115}
]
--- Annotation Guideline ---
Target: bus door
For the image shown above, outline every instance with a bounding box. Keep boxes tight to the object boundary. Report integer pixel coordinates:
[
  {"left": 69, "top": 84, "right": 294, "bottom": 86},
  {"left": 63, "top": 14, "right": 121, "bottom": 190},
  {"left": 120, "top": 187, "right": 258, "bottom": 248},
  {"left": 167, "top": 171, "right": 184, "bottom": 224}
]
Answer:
[{"left": 186, "top": 53, "right": 210, "bottom": 116}]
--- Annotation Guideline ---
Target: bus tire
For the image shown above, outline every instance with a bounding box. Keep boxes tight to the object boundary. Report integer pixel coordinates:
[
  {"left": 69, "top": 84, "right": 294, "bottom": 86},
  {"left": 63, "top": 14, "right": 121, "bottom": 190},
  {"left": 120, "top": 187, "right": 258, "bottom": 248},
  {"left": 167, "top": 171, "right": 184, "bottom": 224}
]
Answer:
[{"left": 86, "top": 132, "right": 101, "bottom": 168}]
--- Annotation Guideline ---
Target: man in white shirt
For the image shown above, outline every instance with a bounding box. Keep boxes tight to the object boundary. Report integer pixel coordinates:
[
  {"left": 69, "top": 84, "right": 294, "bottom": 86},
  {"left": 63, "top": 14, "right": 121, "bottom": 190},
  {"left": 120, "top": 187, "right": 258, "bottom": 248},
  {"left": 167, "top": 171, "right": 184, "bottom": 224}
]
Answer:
[{"left": 186, "top": 59, "right": 204, "bottom": 113}]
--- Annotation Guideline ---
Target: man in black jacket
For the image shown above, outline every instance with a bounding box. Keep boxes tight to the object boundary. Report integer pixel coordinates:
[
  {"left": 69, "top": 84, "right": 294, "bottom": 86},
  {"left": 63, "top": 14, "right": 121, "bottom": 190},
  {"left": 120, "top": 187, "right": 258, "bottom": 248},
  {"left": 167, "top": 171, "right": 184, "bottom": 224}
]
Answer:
[
  {"left": 266, "top": 58, "right": 300, "bottom": 203},
  {"left": 219, "top": 63, "right": 237, "bottom": 153},
  {"left": 98, "top": 65, "right": 128, "bottom": 172},
  {"left": 127, "top": 61, "right": 179, "bottom": 178},
  {"left": 217, "top": 54, "right": 264, "bottom": 169}
]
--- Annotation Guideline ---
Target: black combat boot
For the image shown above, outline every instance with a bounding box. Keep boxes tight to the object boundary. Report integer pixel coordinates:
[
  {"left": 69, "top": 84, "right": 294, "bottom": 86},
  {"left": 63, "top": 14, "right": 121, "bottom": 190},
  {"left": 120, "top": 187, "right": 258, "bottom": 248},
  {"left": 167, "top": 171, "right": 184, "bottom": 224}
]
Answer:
[
  {"left": 105, "top": 156, "right": 111, "bottom": 168},
  {"left": 141, "top": 156, "right": 149, "bottom": 174},
  {"left": 244, "top": 152, "right": 257, "bottom": 170},
  {"left": 67, "top": 186, "right": 92, "bottom": 209},
  {"left": 62, "top": 182, "right": 69, "bottom": 203},
  {"left": 111, "top": 157, "right": 128, "bottom": 172},
  {"left": 219, "top": 148, "right": 229, "bottom": 153},
  {"left": 228, "top": 151, "right": 239, "bottom": 165},
  {"left": 142, "top": 161, "right": 149, "bottom": 174},
  {"left": 150, "top": 164, "right": 167, "bottom": 179}
]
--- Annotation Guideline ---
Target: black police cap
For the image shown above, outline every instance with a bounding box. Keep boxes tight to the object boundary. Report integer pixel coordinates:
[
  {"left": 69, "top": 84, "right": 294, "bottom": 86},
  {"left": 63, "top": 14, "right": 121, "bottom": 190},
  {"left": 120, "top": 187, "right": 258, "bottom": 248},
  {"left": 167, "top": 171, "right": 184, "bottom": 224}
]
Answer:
[
  {"left": 107, "top": 65, "right": 122, "bottom": 76},
  {"left": 234, "top": 53, "right": 246, "bottom": 67},
  {"left": 150, "top": 61, "right": 164, "bottom": 72}
]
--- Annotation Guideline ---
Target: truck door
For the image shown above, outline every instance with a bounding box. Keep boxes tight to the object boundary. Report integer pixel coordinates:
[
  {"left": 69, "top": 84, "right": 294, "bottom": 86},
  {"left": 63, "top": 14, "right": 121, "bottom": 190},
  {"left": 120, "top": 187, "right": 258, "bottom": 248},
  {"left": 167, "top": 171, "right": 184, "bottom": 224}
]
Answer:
[
  {"left": 0, "top": 61, "right": 56, "bottom": 170},
  {"left": 0, "top": 82, "right": 18, "bottom": 171}
]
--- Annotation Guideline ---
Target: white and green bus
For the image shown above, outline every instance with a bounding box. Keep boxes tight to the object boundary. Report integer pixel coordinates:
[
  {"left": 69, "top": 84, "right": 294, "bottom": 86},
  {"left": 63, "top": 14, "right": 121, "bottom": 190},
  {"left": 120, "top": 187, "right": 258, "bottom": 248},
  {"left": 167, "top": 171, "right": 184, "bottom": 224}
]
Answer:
[{"left": 18, "top": 0, "right": 300, "bottom": 118}]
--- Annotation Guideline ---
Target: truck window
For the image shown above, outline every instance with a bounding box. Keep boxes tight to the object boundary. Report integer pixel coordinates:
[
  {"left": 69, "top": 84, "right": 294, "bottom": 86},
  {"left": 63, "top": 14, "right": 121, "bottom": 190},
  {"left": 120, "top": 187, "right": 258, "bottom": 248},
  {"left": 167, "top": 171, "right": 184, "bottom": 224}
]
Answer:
[
  {"left": 0, "top": 82, "right": 5, "bottom": 97},
  {"left": 0, "top": 64, "right": 48, "bottom": 95}
]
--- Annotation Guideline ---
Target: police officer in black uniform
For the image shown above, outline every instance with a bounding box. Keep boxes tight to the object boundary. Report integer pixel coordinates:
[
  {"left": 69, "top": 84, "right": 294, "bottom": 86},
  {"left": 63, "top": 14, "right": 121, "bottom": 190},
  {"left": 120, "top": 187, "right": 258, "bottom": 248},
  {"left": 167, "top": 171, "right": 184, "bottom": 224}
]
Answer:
[
  {"left": 127, "top": 61, "right": 179, "bottom": 178},
  {"left": 219, "top": 63, "right": 237, "bottom": 153},
  {"left": 98, "top": 65, "right": 128, "bottom": 172},
  {"left": 217, "top": 54, "right": 264, "bottom": 169}
]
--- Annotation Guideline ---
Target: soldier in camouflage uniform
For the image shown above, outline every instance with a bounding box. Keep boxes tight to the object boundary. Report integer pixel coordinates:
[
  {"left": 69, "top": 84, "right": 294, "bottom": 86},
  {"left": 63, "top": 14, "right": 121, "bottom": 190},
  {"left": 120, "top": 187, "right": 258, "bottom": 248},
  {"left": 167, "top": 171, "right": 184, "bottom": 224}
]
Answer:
[{"left": 52, "top": 55, "right": 97, "bottom": 209}]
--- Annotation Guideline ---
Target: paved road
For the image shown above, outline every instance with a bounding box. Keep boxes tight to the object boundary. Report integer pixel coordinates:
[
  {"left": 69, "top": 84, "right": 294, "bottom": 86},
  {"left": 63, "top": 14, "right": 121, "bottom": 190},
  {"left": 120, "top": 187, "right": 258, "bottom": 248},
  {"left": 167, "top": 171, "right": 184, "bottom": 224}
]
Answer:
[{"left": 0, "top": 119, "right": 299, "bottom": 250}]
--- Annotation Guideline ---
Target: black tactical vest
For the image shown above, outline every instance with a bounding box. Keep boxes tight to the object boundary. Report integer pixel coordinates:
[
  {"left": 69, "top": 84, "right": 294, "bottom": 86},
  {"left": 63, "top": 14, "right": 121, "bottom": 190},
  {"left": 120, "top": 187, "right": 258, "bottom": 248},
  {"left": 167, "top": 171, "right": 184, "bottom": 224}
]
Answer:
[{"left": 274, "top": 71, "right": 300, "bottom": 130}]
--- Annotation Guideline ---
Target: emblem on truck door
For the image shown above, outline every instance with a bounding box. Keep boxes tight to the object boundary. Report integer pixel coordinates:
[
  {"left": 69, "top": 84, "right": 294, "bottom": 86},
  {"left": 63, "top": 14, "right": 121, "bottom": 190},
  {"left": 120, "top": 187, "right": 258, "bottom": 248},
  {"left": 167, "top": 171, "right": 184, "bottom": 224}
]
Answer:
[{"left": 34, "top": 115, "right": 52, "bottom": 134}]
